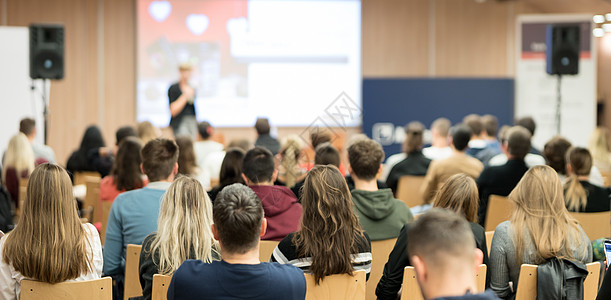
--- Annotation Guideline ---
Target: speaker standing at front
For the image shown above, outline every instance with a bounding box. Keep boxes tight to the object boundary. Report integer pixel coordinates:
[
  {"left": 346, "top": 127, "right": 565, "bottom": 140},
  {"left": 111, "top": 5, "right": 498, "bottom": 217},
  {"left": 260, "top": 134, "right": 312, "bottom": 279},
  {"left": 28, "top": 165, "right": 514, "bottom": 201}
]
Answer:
[
  {"left": 546, "top": 24, "right": 580, "bottom": 75},
  {"left": 29, "top": 24, "right": 64, "bottom": 80}
]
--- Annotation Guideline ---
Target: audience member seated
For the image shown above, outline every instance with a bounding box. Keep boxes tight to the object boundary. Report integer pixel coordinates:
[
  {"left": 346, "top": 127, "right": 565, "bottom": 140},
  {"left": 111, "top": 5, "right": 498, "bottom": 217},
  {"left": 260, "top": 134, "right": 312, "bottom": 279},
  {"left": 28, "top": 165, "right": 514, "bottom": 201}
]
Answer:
[
  {"left": 489, "top": 165, "right": 592, "bottom": 299},
  {"left": 271, "top": 165, "right": 372, "bottom": 280},
  {"left": 88, "top": 126, "right": 137, "bottom": 177},
  {"left": 407, "top": 209, "right": 499, "bottom": 300},
  {"left": 168, "top": 184, "right": 306, "bottom": 300},
  {"left": 2, "top": 133, "right": 35, "bottom": 208},
  {"left": 137, "top": 176, "right": 219, "bottom": 300},
  {"left": 103, "top": 138, "right": 179, "bottom": 297},
  {"left": 0, "top": 164, "right": 102, "bottom": 299},
  {"left": 175, "top": 136, "right": 206, "bottom": 185},
  {"left": 515, "top": 116, "right": 541, "bottom": 155},
  {"left": 464, "top": 114, "right": 487, "bottom": 158},
  {"left": 19, "top": 118, "right": 56, "bottom": 163},
  {"left": 473, "top": 115, "right": 502, "bottom": 165},
  {"left": 376, "top": 174, "right": 489, "bottom": 300},
  {"left": 100, "top": 137, "right": 147, "bottom": 202},
  {"left": 487, "top": 126, "right": 546, "bottom": 168},
  {"left": 386, "top": 121, "right": 432, "bottom": 194},
  {"left": 0, "top": 185, "right": 13, "bottom": 233},
  {"left": 305, "top": 128, "right": 347, "bottom": 175},
  {"left": 193, "top": 121, "right": 223, "bottom": 171},
  {"left": 564, "top": 147, "right": 611, "bottom": 212},
  {"left": 66, "top": 125, "right": 106, "bottom": 177},
  {"left": 137, "top": 121, "right": 161, "bottom": 145},
  {"left": 275, "top": 135, "right": 306, "bottom": 188},
  {"left": 291, "top": 142, "right": 341, "bottom": 200},
  {"left": 422, "top": 117, "right": 453, "bottom": 161},
  {"left": 254, "top": 118, "right": 281, "bottom": 155},
  {"left": 207, "top": 148, "right": 245, "bottom": 202},
  {"left": 477, "top": 126, "right": 531, "bottom": 226},
  {"left": 543, "top": 136, "right": 605, "bottom": 186},
  {"left": 588, "top": 127, "right": 611, "bottom": 175},
  {"left": 242, "top": 147, "right": 302, "bottom": 241},
  {"left": 348, "top": 137, "right": 413, "bottom": 241},
  {"left": 421, "top": 124, "right": 484, "bottom": 203},
  {"left": 202, "top": 139, "right": 251, "bottom": 191}
]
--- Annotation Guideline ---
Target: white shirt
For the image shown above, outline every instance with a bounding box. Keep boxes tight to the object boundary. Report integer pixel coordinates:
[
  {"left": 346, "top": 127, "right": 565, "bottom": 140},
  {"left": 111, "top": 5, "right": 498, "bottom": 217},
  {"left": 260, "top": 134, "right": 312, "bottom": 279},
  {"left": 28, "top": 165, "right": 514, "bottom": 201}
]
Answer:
[
  {"left": 0, "top": 223, "right": 103, "bottom": 300},
  {"left": 201, "top": 151, "right": 226, "bottom": 190},
  {"left": 193, "top": 141, "right": 224, "bottom": 169},
  {"left": 488, "top": 153, "right": 546, "bottom": 169},
  {"left": 422, "top": 146, "right": 453, "bottom": 161},
  {"left": 381, "top": 153, "right": 406, "bottom": 182}
]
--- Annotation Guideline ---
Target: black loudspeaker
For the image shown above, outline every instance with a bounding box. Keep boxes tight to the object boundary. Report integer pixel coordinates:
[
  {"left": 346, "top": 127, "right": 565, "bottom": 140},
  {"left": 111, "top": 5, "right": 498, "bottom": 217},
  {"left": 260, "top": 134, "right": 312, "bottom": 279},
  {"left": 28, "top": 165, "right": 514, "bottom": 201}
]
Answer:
[
  {"left": 29, "top": 24, "right": 64, "bottom": 80},
  {"left": 546, "top": 24, "right": 580, "bottom": 75}
]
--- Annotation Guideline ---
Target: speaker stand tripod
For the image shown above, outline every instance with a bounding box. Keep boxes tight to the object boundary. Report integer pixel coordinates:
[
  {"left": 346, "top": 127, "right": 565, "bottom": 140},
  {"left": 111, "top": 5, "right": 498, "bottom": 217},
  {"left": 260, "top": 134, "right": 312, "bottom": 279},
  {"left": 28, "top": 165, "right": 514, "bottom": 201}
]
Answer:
[
  {"left": 41, "top": 79, "right": 49, "bottom": 145},
  {"left": 555, "top": 74, "right": 562, "bottom": 135}
]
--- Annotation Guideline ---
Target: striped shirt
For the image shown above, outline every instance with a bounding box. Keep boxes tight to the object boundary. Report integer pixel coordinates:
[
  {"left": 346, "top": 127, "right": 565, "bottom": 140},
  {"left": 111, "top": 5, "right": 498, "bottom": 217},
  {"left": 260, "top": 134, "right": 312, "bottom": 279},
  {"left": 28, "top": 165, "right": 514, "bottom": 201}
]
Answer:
[{"left": 270, "top": 232, "right": 372, "bottom": 280}]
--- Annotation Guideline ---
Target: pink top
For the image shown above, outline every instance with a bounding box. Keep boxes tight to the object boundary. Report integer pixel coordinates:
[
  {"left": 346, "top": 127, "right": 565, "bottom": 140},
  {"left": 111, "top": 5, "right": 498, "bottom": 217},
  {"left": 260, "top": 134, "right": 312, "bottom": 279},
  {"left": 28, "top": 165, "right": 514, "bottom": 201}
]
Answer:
[{"left": 99, "top": 176, "right": 148, "bottom": 202}]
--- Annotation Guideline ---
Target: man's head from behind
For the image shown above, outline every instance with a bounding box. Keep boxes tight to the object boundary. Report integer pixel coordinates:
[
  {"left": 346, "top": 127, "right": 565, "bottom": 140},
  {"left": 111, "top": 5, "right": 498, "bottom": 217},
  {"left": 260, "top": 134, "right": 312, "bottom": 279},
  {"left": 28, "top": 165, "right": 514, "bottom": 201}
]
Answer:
[
  {"left": 348, "top": 138, "right": 384, "bottom": 181},
  {"left": 407, "top": 208, "right": 483, "bottom": 299},
  {"left": 463, "top": 114, "right": 483, "bottom": 138},
  {"left": 242, "top": 146, "right": 275, "bottom": 184},
  {"left": 198, "top": 121, "right": 213, "bottom": 140},
  {"left": 506, "top": 126, "right": 531, "bottom": 160},
  {"left": 515, "top": 116, "right": 536, "bottom": 136},
  {"left": 19, "top": 118, "right": 36, "bottom": 140},
  {"left": 314, "top": 142, "right": 340, "bottom": 168},
  {"left": 116, "top": 126, "right": 138, "bottom": 146},
  {"left": 450, "top": 125, "right": 472, "bottom": 152},
  {"left": 213, "top": 183, "right": 265, "bottom": 254},
  {"left": 254, "top": 118, "right": 271, "bottom": 136},
  {"left": 481, "top": 115, "right": 498, "bottom": 139},
  {"left": 141, "top": 138, "right": 179, "bottom": 182}
]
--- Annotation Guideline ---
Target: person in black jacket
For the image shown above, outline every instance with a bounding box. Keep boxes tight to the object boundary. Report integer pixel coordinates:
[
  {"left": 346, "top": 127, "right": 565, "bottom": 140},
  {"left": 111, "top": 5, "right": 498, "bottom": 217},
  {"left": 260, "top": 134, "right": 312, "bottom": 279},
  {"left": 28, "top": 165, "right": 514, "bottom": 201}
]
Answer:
[
  {"left": 66, "top": 125, "right": 105, "bottom": 178},
  {"left": 477, "top": 126, "right": 531, "bottom": 226},
  {"left": 564, "top": 147, "right": 611, "bottom": 212},
  {"left": 386, "top": 121, "right": 432, "bottom": 195},
  {"left": 376, "top": 173, "right": 490, "bottom": 300}
]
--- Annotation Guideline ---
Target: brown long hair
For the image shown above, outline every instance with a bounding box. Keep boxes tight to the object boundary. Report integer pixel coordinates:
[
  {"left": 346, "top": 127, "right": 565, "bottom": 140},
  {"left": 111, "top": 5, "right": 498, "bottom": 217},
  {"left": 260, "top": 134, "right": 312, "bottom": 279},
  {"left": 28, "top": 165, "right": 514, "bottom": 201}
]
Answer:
[
  {"left": 2, "top": 164, "right": 93, "bottom": 283},
  {"left": 176, "top": 136, "right": 197, "bottom": 176},
  {"left": 509, "top": 165, "right": 587, "bottom": 265},
  {"left": 564, "top": 147, "right": 593, "bottom": 212},
  {"left": 293, "top": 165, "right": 364, "bottom": 284},
  {"left": 432, "top": 173, "right": 479, "bottom": 223},
  {"left": 111, "top": 137, "right": 144, "bottom": 191}
]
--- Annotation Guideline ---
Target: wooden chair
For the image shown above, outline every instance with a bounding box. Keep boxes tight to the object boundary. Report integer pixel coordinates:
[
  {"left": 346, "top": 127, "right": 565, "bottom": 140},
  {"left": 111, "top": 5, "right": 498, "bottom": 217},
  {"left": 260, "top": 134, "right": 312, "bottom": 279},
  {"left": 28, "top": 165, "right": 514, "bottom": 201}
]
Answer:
[
  {"left": 400, "top": 264, "right": 487, "bottom": 300},
  {"left": 100, "top": 201, "right": 113, "bottom": 245},
  {"left": 515, "top": 262, "right": 600, "bottom": 300},
  {"left": 485, "top": 231, "right": 494, "bottom": 256},
  {"left": 84, "top": 176, "right": 101, "bottom": 223},
  {"left": 395, "top": 176, "right": 426, "bottom": 208},
  {"left": 124, "top": 244, "right": 143, "bottom": 300},
  {"left": 259, "top": 240, "right": 280, "bottom": 262},
  {"left": 73, "top": 171, "right": 101, "bottom": 186},
  {"left": 20, "top": 277, "right": 112, "bottom": 300},
  {"left": 569, "top": 211, "right": 611, "bottom": 240},
  {"left": 600, "top": 171, "right": 611, "bottom": 187},
  {"left": 484, "top": 195, "right": 514, "bottom": 231},
  {"left": 304, "top": 269, "right": 366, "bottom": 300},
  {"left": 152, "top": 274, "right": 172, "bottom": 300},
  {"left": 367, "top": 238, "right": 397, "bottom": 300}
]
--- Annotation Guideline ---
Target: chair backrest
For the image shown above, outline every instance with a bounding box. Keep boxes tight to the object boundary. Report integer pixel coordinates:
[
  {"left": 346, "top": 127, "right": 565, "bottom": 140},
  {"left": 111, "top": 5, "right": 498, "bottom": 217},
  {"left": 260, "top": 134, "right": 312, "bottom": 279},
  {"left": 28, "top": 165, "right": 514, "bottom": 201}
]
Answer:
[
  {"left": 569, "top": 211, "right": 611, "bottom": 240},
  {"left": 259, "top": 240, "right": 280, "bottom": 262},
  {"left": 21, "top": 277, "right": 112, "bottom": 300},
  {"left": 600, "top": 171, "right": 611, "bottom": 187},
  {"left": 485, "top": 231, "right": 494, "bottom": 256},
  {"left": 73, "top": 171, "right": 101, "bottom": 186},
  {"left": 100, "top": 201, "right": 113, "bottom": 246},
  {"left": 124, "top": 244, "right": 143, "bottom": 300},
  {"left": 396, "top": 176, "right": 426, "bottom": 208},
  {"left": 304, "top": 269, "right": 366, "bottom": 300},
  {"left": 367, "top": 238, "right": 398, "bottom": 300},
  {"left": 484, "top": 195, "right": 514, "bottom": 231},
  {"left": 84, "top": 176, "right": 101, "bottom": 223},
  {"left": 514, "top": 262, "right": 600, "bottom": 300},
  {"left": 152, "top": 274, "right": 172, "bottom": 300},
  {"left": 400, "top": 264, "right": 487, "bottom": 300}
]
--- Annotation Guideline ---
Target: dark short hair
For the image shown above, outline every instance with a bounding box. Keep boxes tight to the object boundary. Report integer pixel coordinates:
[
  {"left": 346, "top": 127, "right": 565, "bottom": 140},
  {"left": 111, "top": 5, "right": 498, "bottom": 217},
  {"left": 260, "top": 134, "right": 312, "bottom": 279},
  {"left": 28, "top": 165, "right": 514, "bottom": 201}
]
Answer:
[
  {"left": 404, "top": 121, "right": 425, "bottom": 153},
  {"left": 242, "top": 147, "right": 275, "bottom": 183},
  {"left": 198, "top": 121, "right": 213, "bottom": 140},
  {"left": 19, "top": 118, "right": 36, "bottom": 136},
  {"left": 481, "top": 115, "right": 498, "bottom": 137},
  {"left": 543, "top": 136, "right": 572, "bottom": 175},
  {"left": 452, "top": 125, "right": 472, "bottom": 151},
  {"left": 141, "top": 138, "right": 179, "bottom": 181},
  {"left": 407, "top": 208, "right": 475, "bottom": 269},
  {"left": 314, "top": 142, "right": 340, "bottom": 168},
  {"left": 116, "top": 126, "right": 137, "bottom": 146},
  {"left": 463, "top": 114, "right": 483, "bottom": 136},
  {"left": 254, "top": 118, "right": 270, "bottom": 135},
  {"left": 214, "top": 183, "right": 264, "bottom": 254},
  {"left": 515, "top": 116, "right": 536, "bottom": 136},
  {"left": 507, "top": 126, "right": 531, "bottom": 160},
  {"left": 348, "top": 138, "right": 385, "bottom": 181}
]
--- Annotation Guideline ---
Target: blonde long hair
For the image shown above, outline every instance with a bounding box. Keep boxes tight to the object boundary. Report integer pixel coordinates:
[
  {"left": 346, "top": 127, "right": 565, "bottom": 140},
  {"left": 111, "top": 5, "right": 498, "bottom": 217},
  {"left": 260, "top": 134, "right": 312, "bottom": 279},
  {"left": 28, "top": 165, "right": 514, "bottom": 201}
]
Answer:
[
  {"left": 2, "top": 133, "right": 35, "bottom": 185},
  {"left": 2, "top": 164, "right": 93, "bottom": 283},
  {"left": 433, "top": 173, "right": 479, "bottom": 223},
  {"left": 509, "top": 165, "right": 587, "bottom": 265},
  {"left": 588, "top": 127, "right": 611, "bottom": 165},
  {"left": 279, "top": 135, "right": 303, "bottom": 188},
  {"left": 147, "top": 176, "right": 218, "bottom": 275}
]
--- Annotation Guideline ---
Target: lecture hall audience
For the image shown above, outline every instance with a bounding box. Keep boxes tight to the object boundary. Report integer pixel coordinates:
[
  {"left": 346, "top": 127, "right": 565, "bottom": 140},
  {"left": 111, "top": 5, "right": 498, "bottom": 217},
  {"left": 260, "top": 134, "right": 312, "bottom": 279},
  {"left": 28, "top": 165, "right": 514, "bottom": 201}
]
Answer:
[
  {"left": 422, "top": 117, "right": 453, "bottom": 160},
  {"left": 275, "top": 135, "right": 306, "bottom": 188},
  {"left": 385, "top": 121, "right": 432, "bottom": 194},
  {"left": 88, "top": 126, "right": 138, "bottom": 177},
  {"left": 543, "top": 136, "right": 605, "bottom": 186},
  {"left": 66, "top": 125, "right": 106, "bottom": 176},
  {"left": 487, "top": 125, "right": 546, "bottom": 168},
  {"left": 193, "top": 121, "right": 223, "bottom": 171},
  {"left": 206, "top": 148, "right": 245, "bottom": 202},
  {"left": 515, "top": 116, "right": 542, "bottom": 155},
  {"left": 136, "top": 121, "right": 161, "bottom": 145},
  {"left": 175, "top": 136, "right": 207, "bottom": 185},
  {"left": 2, "top": 133, "right": 35, "bottom": 208},
  {"left": 564, "top": 147, "right": 611, "bottom": 212},
  {"left": 99, "top": 136, "right": 147, "bottom": 202},
  {"left": 254, "top": 117, "right": 281, "bottom": 156},
  {"left": 19, "top": 118, "right": 56, "bottom": 163}
]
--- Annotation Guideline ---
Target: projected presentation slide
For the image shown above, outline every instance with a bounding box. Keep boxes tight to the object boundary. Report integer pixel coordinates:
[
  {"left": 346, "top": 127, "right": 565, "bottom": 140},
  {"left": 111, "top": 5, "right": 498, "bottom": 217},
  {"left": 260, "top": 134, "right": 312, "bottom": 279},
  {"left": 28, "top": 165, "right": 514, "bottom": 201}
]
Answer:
[{"left": 137, "top": 0, "right": 361, "bottom": 128}]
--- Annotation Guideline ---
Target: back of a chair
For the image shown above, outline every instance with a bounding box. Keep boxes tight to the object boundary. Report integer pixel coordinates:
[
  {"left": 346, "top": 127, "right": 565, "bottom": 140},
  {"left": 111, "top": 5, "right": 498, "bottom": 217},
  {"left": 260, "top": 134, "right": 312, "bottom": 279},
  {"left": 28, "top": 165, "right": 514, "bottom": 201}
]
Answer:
[
  {"left": 515, "top": 262, "right": 599, "bottom": 300},
  {"left": 395, "top": 176, "right": 426, "bottom": 208},
  {"left": 259, "top": 240, "right": 280, "bottom": 262},
  {"left": 367, "top": 238, "right": 397, "bottom": 300},
  {"left": 124, "top": 244, "right": 143, "bottom": 300},
  {"left": 601, "top": 171, "right": 611, "bottom": 187},
  {"left": 84, "top": 176, "right": 101, "bottom": 223},
  {"left": 584, "top": 262, "right": 601, "bottom": 300},
  {"left": 21, "top": 277, "right": 112, "bottom": 300},
  {"left": 569, "top": 211, "right": 611, "bottom": 240},
  {"left": 152, "top": 274, "right": 172, "bottom": 300},
  {"left": 100, "top": 201, "right": 113, "bottom": 245},
  {"left": 73, "top": 171, "right": 101, "bottom": 186},
  {"left": 485, "top": 231, "right": 494, "bottom": 256},
  {"left": 304, "top": 270, "right": 366, "bottom": 300},
  {"left": 484, "top": 195, "right": 514, "bottom": 231},
  {"left": 400, "top": 264, "right": 487, "bottom": 300}
]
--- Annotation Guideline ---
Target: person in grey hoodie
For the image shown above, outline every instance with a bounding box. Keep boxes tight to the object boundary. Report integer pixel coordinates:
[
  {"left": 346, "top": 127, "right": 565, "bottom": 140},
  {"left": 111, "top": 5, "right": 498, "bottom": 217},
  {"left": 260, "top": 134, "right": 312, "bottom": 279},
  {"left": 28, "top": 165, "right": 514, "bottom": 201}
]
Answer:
[{"left": 347, "top": 138, "right": 413, "bottom": 241}]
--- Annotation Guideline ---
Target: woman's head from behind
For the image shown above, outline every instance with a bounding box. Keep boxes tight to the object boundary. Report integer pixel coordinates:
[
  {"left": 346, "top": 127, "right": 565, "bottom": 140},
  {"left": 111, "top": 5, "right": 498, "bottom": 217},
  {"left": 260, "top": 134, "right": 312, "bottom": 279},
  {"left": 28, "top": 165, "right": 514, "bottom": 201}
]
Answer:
[
  {"left": 543, "top": 136, "right": 572, "bottom": 175},
  {"left": 137, "top": 121, "right": 160, "bottom": 145},
  {"left": 433, "top": 174, "right": 478, "bottom": 223},
  {"left": 112, "top": 137, "right": 144, "bottom": 191},
  {"left": 588, "top": 127, "right": 611, "bottom": 163},
  {"left": 566, "top": 147, "right": 592, "bottom": 177},
  {"left": 151, "top": 176, "right": 217, "bottom": 275},
  {"left": 404, "top": 121, "right": 425, "bottom": 153},
  {"left": 219, "top": 148, "right": 245, "bottom": 188},
  {"left": 564, "top": 147, "right": 593, "bottom": 212},
  {"left": 2, "top": 132, "right": 35, "bottom": 183},
  {"left": 80, "top": 125, "right": 105, "bottom": 153},
  {"left": 175, "top": 136, "right": 197, "bottom": 176},
  {"left": 279, "top": 135, "right": 303, "bottom": 188}
]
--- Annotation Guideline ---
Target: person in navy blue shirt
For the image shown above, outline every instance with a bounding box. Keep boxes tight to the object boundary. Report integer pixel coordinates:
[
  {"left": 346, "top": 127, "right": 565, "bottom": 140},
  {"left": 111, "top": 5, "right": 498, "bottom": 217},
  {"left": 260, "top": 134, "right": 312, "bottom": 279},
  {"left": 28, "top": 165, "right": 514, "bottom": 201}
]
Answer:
[{"left": 167, "top": 183, "right": 306, "bottom": 300}]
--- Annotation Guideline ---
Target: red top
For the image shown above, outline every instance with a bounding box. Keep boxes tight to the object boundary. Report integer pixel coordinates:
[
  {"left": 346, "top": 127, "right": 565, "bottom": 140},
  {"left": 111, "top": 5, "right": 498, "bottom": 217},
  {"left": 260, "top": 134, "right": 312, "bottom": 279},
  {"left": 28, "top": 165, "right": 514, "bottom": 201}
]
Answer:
[
  {"left": 248, "top": 185, "right": 302, "bottom": 241},
  {"left": 4, "top": 168, "right": 28, "bottom": 208},
  {"left": 99, "top": 176, "right": 148, "bottom": 202}
]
